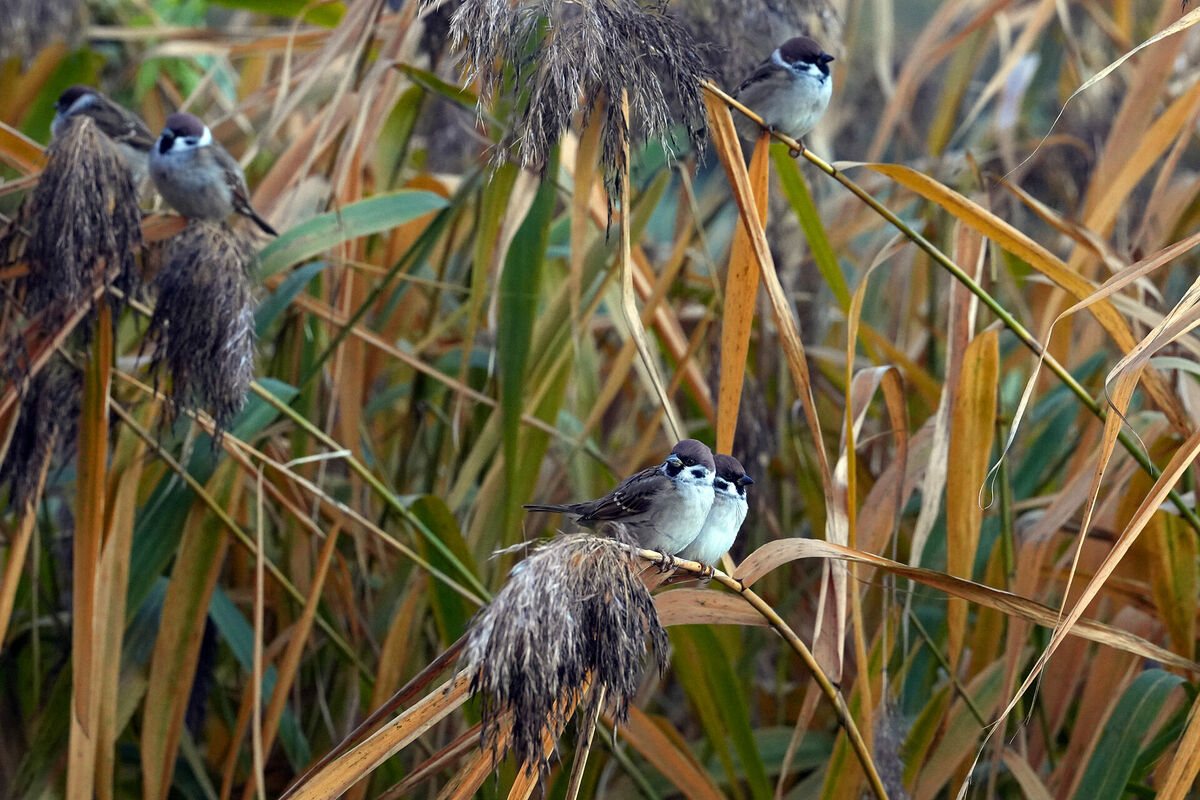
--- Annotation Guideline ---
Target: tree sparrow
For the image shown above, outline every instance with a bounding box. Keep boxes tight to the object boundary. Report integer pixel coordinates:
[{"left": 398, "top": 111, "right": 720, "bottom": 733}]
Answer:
[
  {"left": 675, "top": 454, "right": 753, "bottom": 573},
  {"left": 149, "top": 112, "right": 277, "bottom": 236},
  {"left": 734, "top": 36, "right": 834, "bottom": 147},
  {"left": 51, "top": 85, "right": 156, "bottom": 182},
  {"left": 524, "top": 439, "right": 716, "bottom": 558}
]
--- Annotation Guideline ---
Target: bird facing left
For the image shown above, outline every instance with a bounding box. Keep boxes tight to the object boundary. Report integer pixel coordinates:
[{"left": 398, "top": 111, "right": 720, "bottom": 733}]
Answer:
[{"left": 51, "top": 85, "right": 156, "bottom": 182}]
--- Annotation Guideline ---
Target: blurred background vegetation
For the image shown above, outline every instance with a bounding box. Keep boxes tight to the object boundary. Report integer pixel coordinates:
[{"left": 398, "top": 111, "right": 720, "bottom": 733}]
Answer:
[{"left": 4, "top": 0, "right": 1200, "bottom": 798}]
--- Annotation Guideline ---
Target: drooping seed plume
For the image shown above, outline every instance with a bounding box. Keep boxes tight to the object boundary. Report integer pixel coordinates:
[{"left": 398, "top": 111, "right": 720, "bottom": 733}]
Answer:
[
  {"left": 444, "top": 0, "right": 714, "bottom": 194},
  {"left": 0, "top": 358, "right": 82, "bottom": 512},
  {"left": 462, "top": 529, "right": 669, "bottom": 776},
  {"left": 147, "top": 221, "right": 256, "bottom": 440},
  {"left": 23, "top": 115, "right": 142, "bottom": 324}
]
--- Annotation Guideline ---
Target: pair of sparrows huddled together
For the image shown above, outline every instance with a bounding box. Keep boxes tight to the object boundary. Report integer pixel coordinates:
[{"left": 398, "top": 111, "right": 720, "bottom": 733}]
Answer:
[
  {"left": 50, "top": 86, "right": 277, "bottom": 236},
  {"left": 525, "top": 439, "right": 753, "bottom": 572}
]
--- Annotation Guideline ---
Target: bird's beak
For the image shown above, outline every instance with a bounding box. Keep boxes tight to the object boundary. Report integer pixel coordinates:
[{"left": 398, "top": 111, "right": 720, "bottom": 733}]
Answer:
[
  {"left": 666, "top": 454, "right": 682, "bottom": 468},
  {"left": 741, "top": 475, "right": 755, "bottom": 486}
]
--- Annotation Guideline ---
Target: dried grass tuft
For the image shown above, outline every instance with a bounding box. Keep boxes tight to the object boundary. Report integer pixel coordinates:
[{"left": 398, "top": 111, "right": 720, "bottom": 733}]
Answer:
[
  {"left": 872, "top": 701, "right": 911, "bottom": 800},
  {"left": 23, "top": 116, "right": 142, "bottom": 324},
  {"left": 445, "top": 0, "right": 714, "bottom": 193},
  {"left": 0, "top": 0, "right": 86, "bottom": 64},
  {"left": 0, "top": 357, "right": 82, "bottom": 511},
  {"left": 463, "top": 529, "right": 668, "bottom": 776},
  {"left": 148, "top": 221, "right": 257, "bottom": 439}
]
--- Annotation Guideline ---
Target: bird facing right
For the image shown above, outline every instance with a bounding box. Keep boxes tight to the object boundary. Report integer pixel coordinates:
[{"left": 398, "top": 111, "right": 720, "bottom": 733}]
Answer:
[
  {"left": 149, "top": 112, "right": 277, "bottom": 236},
  {"left": 733, "top": 36, "right": 834, "bottom": 147},
  {"left": 523, "top": 439, "right": 716, "bottom": 558},
  {"left": 676, "top": 454, "right": 753, "bottom": 572}
]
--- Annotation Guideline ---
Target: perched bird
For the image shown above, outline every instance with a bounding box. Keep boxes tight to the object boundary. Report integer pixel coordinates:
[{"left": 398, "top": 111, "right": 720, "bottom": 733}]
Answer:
[
  {"left": 524, "top": 439, "right": 716, "bottom": 558},
  {"left": 675, "top": 454, "right": 753, "bottom": 574},
  {"left": 733, "top": 36, "right": 834, "bottom": 148},
  {"left": 149, "top": 112, "right": 278, "bottom": 236},
  {"left": 51, "top": 85, "right": 156, "bottom": 181}
]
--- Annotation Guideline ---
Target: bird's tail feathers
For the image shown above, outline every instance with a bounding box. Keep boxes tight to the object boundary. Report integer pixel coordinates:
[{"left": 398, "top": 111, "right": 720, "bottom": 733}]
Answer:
[
  {"left": 522, "top": 503, "right": 580, "bottom": 515},
  {"left": 249, "top": 210, "right": 278, "bottom": 237}
]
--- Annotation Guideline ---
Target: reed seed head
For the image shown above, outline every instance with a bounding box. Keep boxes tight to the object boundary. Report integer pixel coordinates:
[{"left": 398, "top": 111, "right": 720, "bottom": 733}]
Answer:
[
  {"left": 463, "top": 529, "right": 668, "bottom": 775},
  {"left": 148, "top": 221, "right": 257, "bottom": 440},
  {"left": 445, "top": 0, "right": 714, "bottom": 194}
]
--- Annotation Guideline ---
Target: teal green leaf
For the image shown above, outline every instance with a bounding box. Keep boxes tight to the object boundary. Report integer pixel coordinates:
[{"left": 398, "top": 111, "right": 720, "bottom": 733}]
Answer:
[
  {"left": 499, "top": 163, "right": 557, "bottom": 511},
  {"left": 376, "top": 86, "right": 424, "bottom": 188},
  {"left": 209, "top": 588, "right": 311, "bottom": 769},
  {"left": 125, "top": 379, "right": 298, "bottom": 616},
  {"left": 255, "top": 260, "right": 328, "bottom": 336},
  {"left": 395, "top": 64, "right": 482, "bottom": 112},
  {"left": 773, "top": 148, "right": 849, "bottom": 310},
  {"left": 257, "top": 190, "right": 449, "bottom": 278},
  {"left": 671, "top": 626, "right": 770, "bottom": 800},
  {"left": 210, "top": 0, "right": 343, "bottom": 26},
  {"left": 409, "top": 495, "right": 479, "bottom": 644},
  {"left": 1071, "top": 669, "right": 1184, "bottom": 800}
]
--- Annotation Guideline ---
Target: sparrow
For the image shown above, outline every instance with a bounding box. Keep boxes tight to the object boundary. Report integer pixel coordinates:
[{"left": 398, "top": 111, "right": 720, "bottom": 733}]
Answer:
[
  {"left": 675, "top": 454, "right": 753, "bottom": 574},
  {"left": 149, "top": 112, "right": 278, "bottom": 236},
  {"left": 524, "top": 439, "right": 716, "bottom": 559},
  {"left": 51, "top": 85, "right": 156, "bottom": 181},
  {"left": 733, "top": 36, "right": 834, "bottom": 148}
]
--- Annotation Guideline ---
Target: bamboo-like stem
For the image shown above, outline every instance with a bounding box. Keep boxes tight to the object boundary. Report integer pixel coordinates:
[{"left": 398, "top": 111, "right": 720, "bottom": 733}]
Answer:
[{"left": 68, "top": 302, "right": 113, "bottom": 800}]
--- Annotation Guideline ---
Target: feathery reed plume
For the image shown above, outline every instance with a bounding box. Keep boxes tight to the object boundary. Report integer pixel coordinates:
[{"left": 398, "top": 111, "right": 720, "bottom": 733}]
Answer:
[
  {"left": 23, "top": 115, "right": 142, "bottom": 324},
  {"left": 463, "top": 530, "right": 668, "bottom": 776},
  {"left": 445, "top": 0, "right": 714, "bottom": 193},
  {"left": 148, "top": 221, "right": 256, "bottom": 439},
  {"left": 0, "top": 0, "right": 85, "bottom": 64},
  {"left": 872, "top": 700, "right": 911, "bottom": 800},
  {"left": 0, "top": 357, "right": 81, "bottom": 511}
]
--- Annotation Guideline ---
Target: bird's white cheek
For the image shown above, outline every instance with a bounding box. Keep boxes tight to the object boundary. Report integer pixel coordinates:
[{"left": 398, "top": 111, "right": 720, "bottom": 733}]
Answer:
[{"left": 802, "top": 63, "right": 829, "bottom": 82}]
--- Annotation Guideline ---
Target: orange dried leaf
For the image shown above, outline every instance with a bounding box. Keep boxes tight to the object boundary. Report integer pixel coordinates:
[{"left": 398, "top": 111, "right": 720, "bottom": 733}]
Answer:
[{"left": 716, "top": 132, "right": 768, "bottom": 454}]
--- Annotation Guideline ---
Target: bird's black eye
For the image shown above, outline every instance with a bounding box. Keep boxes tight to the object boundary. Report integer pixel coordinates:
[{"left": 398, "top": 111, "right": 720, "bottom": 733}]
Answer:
[{"left": 681, "top": 456, "right": 695, "bottom": 466}]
